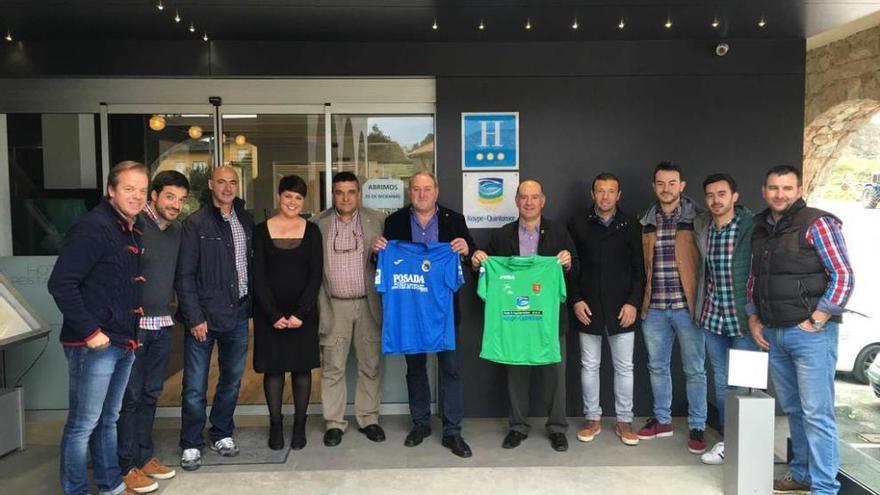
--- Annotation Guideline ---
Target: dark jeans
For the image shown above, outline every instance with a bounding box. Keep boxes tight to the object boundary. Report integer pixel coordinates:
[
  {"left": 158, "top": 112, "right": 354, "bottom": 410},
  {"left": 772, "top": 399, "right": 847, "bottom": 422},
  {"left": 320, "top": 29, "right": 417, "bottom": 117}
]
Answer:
[
  {"left": 117, "top": 327, "right": 172, "bottom": 472},
  {"left": 61, "top": 345, "right": 134, "bottom": 495},
  {"left": 179, "top": 310, "right": 249, "bottom": 449},
  {"left": 405, "top": 348, "right": 463, "bottom": 437}
]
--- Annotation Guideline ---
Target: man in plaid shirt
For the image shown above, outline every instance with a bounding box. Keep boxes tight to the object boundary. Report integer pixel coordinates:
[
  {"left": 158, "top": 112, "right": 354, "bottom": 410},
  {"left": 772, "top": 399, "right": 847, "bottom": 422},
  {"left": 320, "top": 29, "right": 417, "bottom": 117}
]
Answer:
[
  {"left": 636, "top": 162, "right": 707, "bottom": 455},
  {"left": 692, "top": 174, "right": 757, "bottom": 466}
]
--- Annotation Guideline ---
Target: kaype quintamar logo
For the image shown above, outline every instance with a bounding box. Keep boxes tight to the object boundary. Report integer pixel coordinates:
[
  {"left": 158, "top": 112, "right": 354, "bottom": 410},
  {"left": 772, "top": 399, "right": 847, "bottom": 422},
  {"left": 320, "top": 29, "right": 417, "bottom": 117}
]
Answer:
[{"left": 477, "top": 177, "right": 503, "bottom": 205}]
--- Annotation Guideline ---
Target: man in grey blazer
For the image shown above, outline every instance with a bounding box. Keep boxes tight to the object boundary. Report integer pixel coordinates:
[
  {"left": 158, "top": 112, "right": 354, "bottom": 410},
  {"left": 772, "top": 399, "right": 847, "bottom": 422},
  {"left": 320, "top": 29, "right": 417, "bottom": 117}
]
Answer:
[{"left": 312, "top": 172, "right": 387, "bottom": 447}]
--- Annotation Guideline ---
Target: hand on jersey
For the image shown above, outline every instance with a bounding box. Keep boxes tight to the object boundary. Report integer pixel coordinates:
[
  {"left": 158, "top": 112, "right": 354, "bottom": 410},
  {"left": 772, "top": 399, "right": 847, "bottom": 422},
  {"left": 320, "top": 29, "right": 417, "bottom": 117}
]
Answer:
[{"left": 556, "top": 250, "right": 572, "bottom": 270}]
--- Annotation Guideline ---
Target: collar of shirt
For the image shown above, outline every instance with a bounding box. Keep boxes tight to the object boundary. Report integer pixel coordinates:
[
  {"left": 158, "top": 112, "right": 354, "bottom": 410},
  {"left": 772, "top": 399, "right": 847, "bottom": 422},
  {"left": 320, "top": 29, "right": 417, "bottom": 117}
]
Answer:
[
  {"left": 711, "top": 212, "right": 741, "bottom": 233},
  {"left": 410, "top": 206, "right": 439, "bottom": 230},
  {"left": 593, "top": 207, "right": 616, "bottom": 227},
  {"left": 657, "top": 205, "right": 681, "bottom": 224},
  {"left": 144, "top": 203, "right": 170, "bottom": 230},
  {"left": 222, "top": 208, "right": 237, "bottom": 222},
  {"left": 518, "top": 219, "right": 541, "bottom": 234}
]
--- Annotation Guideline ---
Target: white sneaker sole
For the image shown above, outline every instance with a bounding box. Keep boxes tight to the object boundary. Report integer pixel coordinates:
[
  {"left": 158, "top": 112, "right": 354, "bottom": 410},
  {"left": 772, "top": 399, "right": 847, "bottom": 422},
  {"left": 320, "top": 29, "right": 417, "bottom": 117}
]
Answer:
[
  {"left": 576, "top": 430, "right": 601, "bottom": 442},
  {"left": 147, "top": 470, "right": 176, "bottom": 480},
  {"left": 637, "top": 430, "right": 673, "bottom": 440},
  {"left": 129, "top": 481, "right": 159, "bottom": 493}
]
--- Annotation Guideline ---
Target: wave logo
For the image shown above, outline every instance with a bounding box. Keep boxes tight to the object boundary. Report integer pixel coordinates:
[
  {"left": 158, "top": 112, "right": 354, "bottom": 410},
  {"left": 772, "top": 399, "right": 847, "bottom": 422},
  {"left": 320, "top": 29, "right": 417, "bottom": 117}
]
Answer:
[
  {"left": 477, "top": 177, "right": 504, "bottom": 205},
  {"left": 515, "top": 296, "right": 530, "bottom": 310}
]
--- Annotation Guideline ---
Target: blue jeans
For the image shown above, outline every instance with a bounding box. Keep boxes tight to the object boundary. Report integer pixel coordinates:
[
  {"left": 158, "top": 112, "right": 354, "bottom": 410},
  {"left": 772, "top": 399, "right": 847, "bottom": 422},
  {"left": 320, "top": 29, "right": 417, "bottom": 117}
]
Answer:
[
  {"left": 766, "top": 322, "right": 840, "bottom": 495},
  {"left": 406, "top": 349, "right": 463, "bottom": 437},
  {"left": 117, "top": 327, "right": 172, "bottom": 472},
  {"left": 180, "top": 314, "right": 249, "bottom": 449},
  {"left": 642, "top": 308, "right": 707, "bottom": 429},
  {"left": 61, "top": 345, "right": 134, "bottom": 495},
  {"left": 704, "top": 330, "right": 759, "bottom": 432}
]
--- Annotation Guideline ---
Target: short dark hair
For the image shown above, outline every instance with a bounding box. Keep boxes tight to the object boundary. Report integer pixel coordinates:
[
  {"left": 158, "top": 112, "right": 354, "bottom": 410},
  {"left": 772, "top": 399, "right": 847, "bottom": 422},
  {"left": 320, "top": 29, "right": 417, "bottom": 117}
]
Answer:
[
  {"left": 107, "top": 160, "right": 148, "bottom": 190},
  {"left": 278, "top": 174, "right": 308, "bottom": 196},
  {"left": 151, "top": 170, "right": 190, "bottom": 195},
  {"left": 591, "top": 172, "right": 620, "bottom": 191},
  {"left": 702, "top": 173, "right": 738, "bottom": 193},
  {"left": 764, "top": 165, "right": 802, "bottom": 186},
  {"left": 332, "top": 171, "right": 360, "bottom": 190},
  {"left": 653, "top": 161, "right": 683, "bottom": 181}
]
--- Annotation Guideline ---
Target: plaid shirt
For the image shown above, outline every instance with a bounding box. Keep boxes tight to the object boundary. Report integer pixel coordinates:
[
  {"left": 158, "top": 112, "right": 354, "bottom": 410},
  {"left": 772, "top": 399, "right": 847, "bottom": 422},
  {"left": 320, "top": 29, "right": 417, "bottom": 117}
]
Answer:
[
  {"left": 327, "top": 210, "right": 366, "bottom": 298},
  {"left": 223, "top": 208, "right": 249, "bottom": 299},
  {"left": 649, "top": 207, "right": 688, "bottom": 310},
  {"left": 699, "top": 215, "right": 741, "bottom": 336}
]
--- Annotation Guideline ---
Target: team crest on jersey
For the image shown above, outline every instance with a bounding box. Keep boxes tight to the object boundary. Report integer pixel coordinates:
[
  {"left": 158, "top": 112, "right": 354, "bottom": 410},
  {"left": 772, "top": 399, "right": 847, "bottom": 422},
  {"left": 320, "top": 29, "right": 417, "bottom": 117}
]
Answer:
[
  {"left": 421, "top": 259, "right": 431, "bottom": 272},
  {"left": 532, "top": 282, "right": 541, "bottom": 294},
  {"left": 515, "top": 296, "right": 530, "bottom": 310}
]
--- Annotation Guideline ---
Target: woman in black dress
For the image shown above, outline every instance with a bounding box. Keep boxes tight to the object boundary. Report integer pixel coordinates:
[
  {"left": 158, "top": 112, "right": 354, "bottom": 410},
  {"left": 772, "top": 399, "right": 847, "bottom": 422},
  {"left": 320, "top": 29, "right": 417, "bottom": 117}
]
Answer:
[{"left": 253, "top": 175, "right": 323, "bottom": 450}]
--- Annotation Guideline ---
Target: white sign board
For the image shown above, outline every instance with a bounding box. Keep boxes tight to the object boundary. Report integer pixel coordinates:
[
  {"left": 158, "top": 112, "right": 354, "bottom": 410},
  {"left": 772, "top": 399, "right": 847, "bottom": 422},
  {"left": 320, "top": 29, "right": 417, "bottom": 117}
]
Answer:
[
  {"left": 728, "top": 349, "right": 769, "bottom": 389},
  {"left": 462, "top": 172, "right": 519, "bottom": 228},
  {"left": 363, "top": 178, "right": 405, "bottom": 209}
]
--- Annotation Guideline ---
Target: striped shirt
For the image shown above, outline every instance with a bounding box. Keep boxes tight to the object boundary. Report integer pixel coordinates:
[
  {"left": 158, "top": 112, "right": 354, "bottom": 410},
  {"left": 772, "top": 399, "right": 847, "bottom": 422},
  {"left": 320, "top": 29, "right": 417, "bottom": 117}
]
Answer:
[
  {"left": 327, "top": 210, "right": 366, "bottom": 298},
  {"left": 698, "top": 215, "right": 741, "bottom": 336},
  {"left": 649, "top": 207, "right": 688, "bottom": 310},
  {"left": 223, "top": 208, "right": 249, "bottom": 299}
]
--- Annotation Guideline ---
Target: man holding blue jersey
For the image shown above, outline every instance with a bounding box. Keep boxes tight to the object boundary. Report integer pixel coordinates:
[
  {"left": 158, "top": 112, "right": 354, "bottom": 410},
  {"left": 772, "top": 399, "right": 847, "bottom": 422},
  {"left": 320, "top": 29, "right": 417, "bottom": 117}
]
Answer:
[{"left": 372, "top": 171, "right": 476, "bottom": 458}]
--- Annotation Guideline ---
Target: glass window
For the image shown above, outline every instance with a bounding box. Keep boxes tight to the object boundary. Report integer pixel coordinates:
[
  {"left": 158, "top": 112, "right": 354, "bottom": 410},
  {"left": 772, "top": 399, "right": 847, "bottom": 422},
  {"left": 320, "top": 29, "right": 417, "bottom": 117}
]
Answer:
[{"left": 7, "top": 114, "right": 102, "bottom": 256}]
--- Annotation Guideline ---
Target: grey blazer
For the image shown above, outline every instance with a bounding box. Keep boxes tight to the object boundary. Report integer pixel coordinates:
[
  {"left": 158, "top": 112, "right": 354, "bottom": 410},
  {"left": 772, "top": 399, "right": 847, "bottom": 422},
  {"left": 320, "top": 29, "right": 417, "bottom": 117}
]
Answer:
[{"left": 311, "top": 206, "right": 386, "bottom": 337}]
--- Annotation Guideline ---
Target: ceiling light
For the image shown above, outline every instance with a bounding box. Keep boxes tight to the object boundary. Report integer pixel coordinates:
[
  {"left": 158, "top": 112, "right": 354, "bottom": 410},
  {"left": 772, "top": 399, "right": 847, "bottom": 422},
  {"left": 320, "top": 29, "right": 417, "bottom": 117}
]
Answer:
[
  {"left": 234, "top": 134, "right": 247, "bottom": 146},
  {"left": 478, "top": 19, "right": 485, "bottom": 30},
  {"left": 4, "top": 31, "right": 11, "bottom": 42},
  {"left": 618, "top": 17, "right": 625, "bottom": 30},
  {"left": 174, "top": 11, "right": 181, "bottom": 23},
  {"left": 664, "top": 17, "right": 673, "bottom": 29},
  {"left": 189, "top": 23, "right": 196, "bottom": 33},
  {"left": 572, "top": 18, "right": 579, "bottom": 30},
  {"left": 432, "top": 19, "right": 438, "bottom": 30},
  {"left": 525, "top": 18, "right": 532, "bottom": 30},
  {"left": 157, "top": 1, "right": 164, "bottom": 11},
  {"left": 758, "top": 16, "right": 766, "bottom": 28},
  {"left": 712, "top": 18, "right": 720, "bottom": 29},
  {"left": 202, "top": 32, "right": 209, "bottom": 41},
  {"left": 188, "top": 126, "right": 203, "bottom": 139},
  {"left": 149, "top": 115, "right": 166, "bottom": 131},
  {"left": 222, "top": 114, "right": 258, "bottom": 119}
]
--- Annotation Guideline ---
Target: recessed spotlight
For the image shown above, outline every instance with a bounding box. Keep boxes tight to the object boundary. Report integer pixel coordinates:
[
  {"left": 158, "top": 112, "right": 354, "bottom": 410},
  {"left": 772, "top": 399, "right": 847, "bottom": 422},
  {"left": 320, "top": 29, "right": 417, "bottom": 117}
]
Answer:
[
  {"left": 4, "top": 31, "right": 11, "bottom": 42},
  {"left": 758, "top": 16, "right": 766, "bottom": 28},
  {"left": 525, "top": 18, "right": 532, "bottom": 30},
  {"left": 572, "top": 17, "right": 579, "bottom": 30},
  {"left": 432, "top": 19, "right": 438, "bottom": 30},
  {"left": 712, "top": 18, "right": 720, "bottom": 29},
  {"left": 189, "top": 23, "right": 196, "bottom": 33},
  {"left": 478, "top": 19, "right": 485, "bottom": 30},
  {"left": 174, "top": 11, "right": 181, "bottom": 23},
  {"left": 157, "top": 1, "right": 164, "bottom": 11},
  {"left": 664, "top": 17, "right": 673, "bottom": 29},
  {"left": 203, "top": 32, "right": 209, "bottom": 41},
  {"left": 618, "top": 17, "right": 625, "bottom": 30}
]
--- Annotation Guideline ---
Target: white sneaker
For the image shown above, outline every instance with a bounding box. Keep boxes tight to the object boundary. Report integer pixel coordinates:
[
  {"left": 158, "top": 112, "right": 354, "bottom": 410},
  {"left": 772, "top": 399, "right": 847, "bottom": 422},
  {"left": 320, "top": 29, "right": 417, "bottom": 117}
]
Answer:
[
  {"left": 210, "top": 437, "right": 240, "bottom": 457},
  {"left": 701, "top": 441, "right": 725, "bottom": 465},
  {"left": 180, "top": 448, "right": 201, "bottom": 471}
]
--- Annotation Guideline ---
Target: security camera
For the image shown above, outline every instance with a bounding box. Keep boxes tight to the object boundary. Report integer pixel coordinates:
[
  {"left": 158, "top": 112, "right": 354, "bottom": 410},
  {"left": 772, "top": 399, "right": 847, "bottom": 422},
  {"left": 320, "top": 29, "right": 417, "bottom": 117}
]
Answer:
[{"left": 715, "top": 43, "right": 730, "bottom": 57}]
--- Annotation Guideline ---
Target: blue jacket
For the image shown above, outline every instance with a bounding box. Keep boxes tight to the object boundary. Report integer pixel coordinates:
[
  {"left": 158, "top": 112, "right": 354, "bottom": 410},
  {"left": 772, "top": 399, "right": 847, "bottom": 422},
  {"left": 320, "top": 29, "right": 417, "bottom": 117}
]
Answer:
[
  {"left": 175, "top": 197, "right": 254, "bottom": 332},
  {"left": 48, "top": 199, "right": 144, "bottom": 349}
]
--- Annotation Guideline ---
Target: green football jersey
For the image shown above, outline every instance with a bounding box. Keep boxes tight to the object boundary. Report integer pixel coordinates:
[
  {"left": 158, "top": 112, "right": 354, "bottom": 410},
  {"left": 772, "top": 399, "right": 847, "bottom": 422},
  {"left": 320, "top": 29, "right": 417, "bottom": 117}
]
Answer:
[{"left": 477, "top": 256, "right": 566, "bottom": 365}]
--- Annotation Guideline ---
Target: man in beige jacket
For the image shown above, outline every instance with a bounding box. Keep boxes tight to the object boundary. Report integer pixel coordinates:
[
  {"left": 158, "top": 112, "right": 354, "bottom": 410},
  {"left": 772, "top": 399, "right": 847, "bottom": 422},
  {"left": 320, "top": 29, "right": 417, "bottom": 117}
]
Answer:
[{"left": 312, "top": 172, "right": 386, "bottom": 447}]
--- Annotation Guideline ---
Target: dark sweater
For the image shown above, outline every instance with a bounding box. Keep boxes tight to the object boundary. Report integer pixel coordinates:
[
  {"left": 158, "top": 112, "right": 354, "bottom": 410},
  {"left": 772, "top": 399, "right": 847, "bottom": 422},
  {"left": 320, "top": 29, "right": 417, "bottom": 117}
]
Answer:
[
  {"left": 48, "top": 199, "right": 144, "bottom": 349},
  {"left": 139, "top": 208, "right": 182, "bottom": 318}
]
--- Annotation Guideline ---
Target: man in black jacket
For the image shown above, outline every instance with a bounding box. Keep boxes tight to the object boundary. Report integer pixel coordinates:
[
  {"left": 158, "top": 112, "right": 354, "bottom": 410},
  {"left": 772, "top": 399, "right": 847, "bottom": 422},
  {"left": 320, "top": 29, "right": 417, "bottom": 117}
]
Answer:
[
  {"left": 567, "top": 173, "right": 644, "bottom": 447},
  {"left": 472, "top": 179, "right": 577, "bottom": 452},
  {"left": 176, "top": 166, "right": 254, "bottom": 471},
  {"left": 372, "top": 170, "right": 476, "bottom": 458}
]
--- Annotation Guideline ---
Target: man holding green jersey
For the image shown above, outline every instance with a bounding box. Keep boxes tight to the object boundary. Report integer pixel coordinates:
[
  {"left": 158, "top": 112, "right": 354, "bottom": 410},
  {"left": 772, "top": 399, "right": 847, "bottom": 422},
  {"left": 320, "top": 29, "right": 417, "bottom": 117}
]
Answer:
[{"left": 472, "top": 180, "right": 578, "bottom": 452}]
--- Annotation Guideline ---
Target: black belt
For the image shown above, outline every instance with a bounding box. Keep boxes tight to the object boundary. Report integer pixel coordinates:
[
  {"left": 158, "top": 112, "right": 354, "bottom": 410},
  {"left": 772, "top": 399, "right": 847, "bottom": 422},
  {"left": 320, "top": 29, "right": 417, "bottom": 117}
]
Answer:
[{"left": 331, "top": 295, "right": 366, "bottom": 300}]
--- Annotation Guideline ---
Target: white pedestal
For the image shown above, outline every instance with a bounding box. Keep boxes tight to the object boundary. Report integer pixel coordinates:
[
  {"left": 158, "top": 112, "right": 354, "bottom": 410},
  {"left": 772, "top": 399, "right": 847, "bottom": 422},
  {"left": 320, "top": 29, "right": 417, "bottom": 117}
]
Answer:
[
  {"left": 724, "top": 389, "right": 775, "bottom": 495},
  {"left": 0, "top": 387, "right": 25, "bottom": 456}
]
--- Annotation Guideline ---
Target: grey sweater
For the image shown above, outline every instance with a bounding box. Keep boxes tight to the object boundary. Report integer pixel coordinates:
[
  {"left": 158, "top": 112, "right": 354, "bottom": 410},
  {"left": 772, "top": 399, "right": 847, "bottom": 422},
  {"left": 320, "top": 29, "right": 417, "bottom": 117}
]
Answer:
[{"left": 140, "top": 210, "right": 183, "bottom": 318}]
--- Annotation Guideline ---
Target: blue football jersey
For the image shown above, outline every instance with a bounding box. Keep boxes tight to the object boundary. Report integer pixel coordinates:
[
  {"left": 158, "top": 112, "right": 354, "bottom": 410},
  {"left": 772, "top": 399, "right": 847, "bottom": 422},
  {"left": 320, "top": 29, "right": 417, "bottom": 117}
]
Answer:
[{"left": 375, "top": 240, "right": 464, "bottom": 354}]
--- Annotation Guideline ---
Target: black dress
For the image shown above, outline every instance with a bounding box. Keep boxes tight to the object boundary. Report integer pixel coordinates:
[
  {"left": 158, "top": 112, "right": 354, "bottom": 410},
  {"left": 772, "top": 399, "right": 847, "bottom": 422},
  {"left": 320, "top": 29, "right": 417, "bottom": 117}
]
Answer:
[{"left": 252, "top": 220, "right": 323, "bottom": 373}]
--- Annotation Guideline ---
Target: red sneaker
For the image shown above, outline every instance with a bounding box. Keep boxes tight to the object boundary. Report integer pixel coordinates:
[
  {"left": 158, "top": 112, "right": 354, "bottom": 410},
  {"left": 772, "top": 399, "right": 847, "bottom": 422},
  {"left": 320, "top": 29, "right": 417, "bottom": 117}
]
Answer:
[
  {"left": 636, "top": 417, "right": 674, "bottom": 439},
  {"left": 687, "top": 429, "right": 706, "bottom": 454}
]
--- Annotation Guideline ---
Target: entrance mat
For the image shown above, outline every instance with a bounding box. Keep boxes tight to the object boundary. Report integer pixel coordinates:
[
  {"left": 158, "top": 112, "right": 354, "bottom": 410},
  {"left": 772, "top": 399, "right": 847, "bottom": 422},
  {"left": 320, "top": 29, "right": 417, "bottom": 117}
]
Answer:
[{"left": 152, "top": 426, "right": 290, "bottom": 466}]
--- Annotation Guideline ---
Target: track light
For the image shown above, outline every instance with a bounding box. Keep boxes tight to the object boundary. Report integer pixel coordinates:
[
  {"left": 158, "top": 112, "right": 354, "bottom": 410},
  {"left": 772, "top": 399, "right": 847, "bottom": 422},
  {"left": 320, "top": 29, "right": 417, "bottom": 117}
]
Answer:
[
  {"left": 432, "top": 19, "right": 438, "bottom": 30},
  {"left": 572, "top": 18, "right": 579, "bottom": 30},
  {"left": 618, "top": 17, "right": 625, "bottom": 30},
  {"left": 157, "top": 1, "right": 164, "bottom": 11},
  {"left": 525, "top": 18, "right": 532, "bottom": 30}
]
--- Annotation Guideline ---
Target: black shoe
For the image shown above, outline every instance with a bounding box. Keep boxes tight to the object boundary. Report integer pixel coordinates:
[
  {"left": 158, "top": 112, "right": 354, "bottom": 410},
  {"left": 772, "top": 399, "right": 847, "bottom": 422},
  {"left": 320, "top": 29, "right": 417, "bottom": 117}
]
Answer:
[
  {"left": 358, "top": 424, "right": 386, "bottom": 443},
  {"left": 323, "top": 428, "right": 343, "bottom": 447},
  {"left": 268, "top": 420, "right": 285, "bottom": 450},
  {"left": 291, "top": 420, "right": 307, "bottom": 450},
  {"left": 502, "top": 430, "right": 527, "bottom": 449},
  {"left": 442, "top": 435, "right": 473, "bottom": 458},
  {"left": 404, "top": 426, "right": 431, "bottom": 447},
  {"left": 549, "top": 432, "right": 568, "bottom": 452}
]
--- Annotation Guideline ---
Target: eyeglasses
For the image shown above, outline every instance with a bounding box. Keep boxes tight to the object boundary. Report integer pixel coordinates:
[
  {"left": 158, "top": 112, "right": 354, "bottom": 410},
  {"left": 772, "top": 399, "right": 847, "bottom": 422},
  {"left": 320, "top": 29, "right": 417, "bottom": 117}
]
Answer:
[{"left": 333, "top": 229, "right": 360, "bottom": 253}]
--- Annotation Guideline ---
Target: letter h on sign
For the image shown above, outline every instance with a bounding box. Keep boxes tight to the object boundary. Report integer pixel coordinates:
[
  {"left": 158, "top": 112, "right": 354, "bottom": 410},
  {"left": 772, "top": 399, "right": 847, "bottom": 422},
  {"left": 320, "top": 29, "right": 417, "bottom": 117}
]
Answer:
[{"left": 462, "top": 112, "right": 519, "bottom": 170}]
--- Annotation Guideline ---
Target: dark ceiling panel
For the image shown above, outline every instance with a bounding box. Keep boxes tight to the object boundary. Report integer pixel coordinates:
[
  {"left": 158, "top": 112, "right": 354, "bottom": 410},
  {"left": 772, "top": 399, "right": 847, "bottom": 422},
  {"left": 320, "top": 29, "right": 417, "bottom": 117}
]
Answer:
[{"left": 0, "top": 1, "right": 876, "bottom": 42}]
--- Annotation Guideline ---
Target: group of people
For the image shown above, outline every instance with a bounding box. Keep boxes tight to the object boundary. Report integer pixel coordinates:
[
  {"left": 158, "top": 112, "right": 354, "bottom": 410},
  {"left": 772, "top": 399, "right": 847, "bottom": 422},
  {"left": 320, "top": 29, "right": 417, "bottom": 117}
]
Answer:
[{"left": 48, "top": 159, "right": 853, "bottom": 495}]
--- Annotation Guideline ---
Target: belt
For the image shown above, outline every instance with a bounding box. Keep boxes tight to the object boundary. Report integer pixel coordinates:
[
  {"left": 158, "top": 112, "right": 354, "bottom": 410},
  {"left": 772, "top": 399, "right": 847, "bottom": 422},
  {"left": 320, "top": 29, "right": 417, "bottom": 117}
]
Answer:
[{"left": 331, "top": 295, "right": 366, "bottom": 300}]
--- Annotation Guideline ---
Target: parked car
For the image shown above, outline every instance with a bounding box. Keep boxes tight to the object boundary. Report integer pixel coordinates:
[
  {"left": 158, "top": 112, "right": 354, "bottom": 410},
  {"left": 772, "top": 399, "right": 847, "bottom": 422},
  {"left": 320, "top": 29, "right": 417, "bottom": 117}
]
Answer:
[
  {"left": 862, "top": 172, "right": 880, "bottom": 209},
  {"left": 836, "top": 313, "right": 879, "bottom": 384},
  {"left": 867, "top": 354, "right": 880, "bottom": 398}
]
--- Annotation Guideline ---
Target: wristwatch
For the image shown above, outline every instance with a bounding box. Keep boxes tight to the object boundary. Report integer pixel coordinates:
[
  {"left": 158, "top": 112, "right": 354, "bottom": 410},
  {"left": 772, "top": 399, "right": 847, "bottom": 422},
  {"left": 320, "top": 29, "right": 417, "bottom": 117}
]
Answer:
[{"left": 809, "top": 316, "right": 827, "bottom": 331}]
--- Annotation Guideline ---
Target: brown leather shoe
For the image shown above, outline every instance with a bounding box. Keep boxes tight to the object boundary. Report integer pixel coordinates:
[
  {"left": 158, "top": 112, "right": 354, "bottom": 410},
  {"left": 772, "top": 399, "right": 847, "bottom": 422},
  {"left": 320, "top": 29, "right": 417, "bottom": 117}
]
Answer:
[
  {"left": 615, "top": 422, "right": 640, "bottom": 446},
  {"left": 773, "top": 473, "right": 811, "bottom": 494},
  {"left": 122, "top": 467, "right": 158, "bottom": 494},
  {"left": 141, "top": 457, "right": 176, "bottom": 480},
  {"left": 576, "top": 420, "right": 602, "bottom": 442}
]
